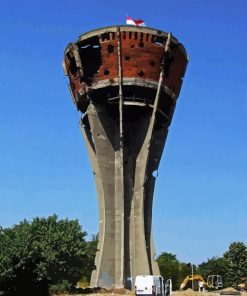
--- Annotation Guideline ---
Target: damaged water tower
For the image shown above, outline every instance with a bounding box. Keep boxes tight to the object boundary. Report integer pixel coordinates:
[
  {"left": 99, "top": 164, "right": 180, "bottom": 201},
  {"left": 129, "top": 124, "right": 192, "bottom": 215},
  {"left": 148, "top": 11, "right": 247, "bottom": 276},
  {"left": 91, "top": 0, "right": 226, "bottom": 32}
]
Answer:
[{"left": 63, "top": 25, "right": 188, "bottom": 288}]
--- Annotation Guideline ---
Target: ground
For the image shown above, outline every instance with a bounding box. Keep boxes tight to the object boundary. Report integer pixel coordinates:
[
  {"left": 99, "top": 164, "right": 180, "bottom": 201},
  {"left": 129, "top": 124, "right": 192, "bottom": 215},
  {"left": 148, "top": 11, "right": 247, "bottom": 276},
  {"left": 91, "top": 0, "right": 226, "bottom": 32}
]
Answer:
[{"left": 56, "top": 288, "right": 247, "bottom": 296}]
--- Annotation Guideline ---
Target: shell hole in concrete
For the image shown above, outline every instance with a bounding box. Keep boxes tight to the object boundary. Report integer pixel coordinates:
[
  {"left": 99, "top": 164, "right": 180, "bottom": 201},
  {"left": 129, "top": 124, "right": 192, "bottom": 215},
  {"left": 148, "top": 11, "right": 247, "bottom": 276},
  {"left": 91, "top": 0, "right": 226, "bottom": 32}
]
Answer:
[
  {"left": 130, "top": 44, "right": 135, "bottom": 48},
  {"left": 163, "top": 54, "right": 174, "bottom": 77},
  {"left": 101, "top": 32, "right": 110, "bottom": 41},
  {"left": 153, "top": 35, "right": 165, "bottom": 46},
  {"left": 80, "top": 44, "right": 91, "bottom": 49},
  {"left": 150, "top": 61, "right": 155, "bottom": 66},
  {"left": 125, "top": 56, "right": 130, "bottom": 60},
  {"left": 67, "top": 54, "right": 77, "bottom": 75},
  {"left": 108, "top": 45, "right": 114, "bottom": 53},
  {"left": 79, "top": 37, "right": 102, "bottom": 85},
  {"left": 81, "top": 116, "right": 95, "bottom": 152},
  {"left": 138, "top": 70, "right": 144, "bottom": 77},
  {"left": 152, "top": 170, "right": 158, "bottom": 178},
  {"left": 104, "top": 69, "right": 110, "bottom": 75},
  {"left": 154, "top": 41, "right": 163, "bottom": 46}
]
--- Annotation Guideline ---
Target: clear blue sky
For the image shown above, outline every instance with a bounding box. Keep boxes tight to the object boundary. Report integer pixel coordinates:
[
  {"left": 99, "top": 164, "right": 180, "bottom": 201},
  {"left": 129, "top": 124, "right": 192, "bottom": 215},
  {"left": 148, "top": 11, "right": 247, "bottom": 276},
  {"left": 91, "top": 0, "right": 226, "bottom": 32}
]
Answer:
[{"left": 0, "top": 0, "right": 246, "bottom": 265}]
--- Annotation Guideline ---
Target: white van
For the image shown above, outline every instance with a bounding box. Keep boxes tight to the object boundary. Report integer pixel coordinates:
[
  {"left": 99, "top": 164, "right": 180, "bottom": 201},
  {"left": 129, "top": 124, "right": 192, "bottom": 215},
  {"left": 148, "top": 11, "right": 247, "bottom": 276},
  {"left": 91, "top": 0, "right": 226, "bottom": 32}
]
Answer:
[{"left": 135, "top": 275, "right": 172, "bottom": 296}]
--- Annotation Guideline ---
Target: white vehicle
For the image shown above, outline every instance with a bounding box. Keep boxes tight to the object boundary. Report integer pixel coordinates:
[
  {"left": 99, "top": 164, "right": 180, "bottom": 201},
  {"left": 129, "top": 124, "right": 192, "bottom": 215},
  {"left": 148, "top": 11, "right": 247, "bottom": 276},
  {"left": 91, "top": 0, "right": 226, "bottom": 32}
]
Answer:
[{"left": 135, "top": 275, "right": 172, "bottom": 296}]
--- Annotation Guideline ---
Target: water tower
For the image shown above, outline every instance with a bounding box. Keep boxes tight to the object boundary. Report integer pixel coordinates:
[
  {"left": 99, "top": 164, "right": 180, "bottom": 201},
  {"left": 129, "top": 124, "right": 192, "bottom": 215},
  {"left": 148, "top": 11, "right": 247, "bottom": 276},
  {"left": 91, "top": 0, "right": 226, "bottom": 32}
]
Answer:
[{"left": 63, "top": 25, "right": 188, "bottom": 288}]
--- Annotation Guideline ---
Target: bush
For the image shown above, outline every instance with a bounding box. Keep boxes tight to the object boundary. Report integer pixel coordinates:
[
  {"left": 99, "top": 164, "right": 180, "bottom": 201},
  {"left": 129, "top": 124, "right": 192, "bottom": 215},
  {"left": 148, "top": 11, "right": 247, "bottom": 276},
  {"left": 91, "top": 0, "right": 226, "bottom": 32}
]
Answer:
[
  {"left": 0, "top": 215, "right": 88, "bottom": 295},
  {"left": 49, "top": 280, "right": 73, "bottom": 295}
]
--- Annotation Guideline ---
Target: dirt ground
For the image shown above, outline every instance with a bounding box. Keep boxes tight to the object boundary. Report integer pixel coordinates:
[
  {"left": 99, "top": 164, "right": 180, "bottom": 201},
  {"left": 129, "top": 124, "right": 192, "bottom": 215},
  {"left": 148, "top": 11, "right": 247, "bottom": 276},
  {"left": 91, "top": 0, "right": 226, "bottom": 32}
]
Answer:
[
  {"left": 57, "top": 288, "right": 247, "bottom": 296},
  {"left": 173, "top": 290, "right": 247, "bottom": 296},
  {"left": 172, "top": 290, "right": 247, "bottom": 296}
]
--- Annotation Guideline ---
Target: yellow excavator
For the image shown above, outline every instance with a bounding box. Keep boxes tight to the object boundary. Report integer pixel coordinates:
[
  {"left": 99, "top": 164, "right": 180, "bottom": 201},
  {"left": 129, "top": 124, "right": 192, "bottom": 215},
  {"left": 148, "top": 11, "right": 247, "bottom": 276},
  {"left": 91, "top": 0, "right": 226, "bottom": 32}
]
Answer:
[{"left": 180, "top": 274, "right": 223, "bottom": 291}]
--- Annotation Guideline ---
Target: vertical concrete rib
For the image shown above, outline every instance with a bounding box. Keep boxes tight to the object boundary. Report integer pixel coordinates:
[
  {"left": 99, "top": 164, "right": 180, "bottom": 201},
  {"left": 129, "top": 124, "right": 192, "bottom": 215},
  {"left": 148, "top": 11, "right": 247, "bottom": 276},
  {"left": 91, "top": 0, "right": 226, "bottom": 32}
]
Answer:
[
  {"left": 86, "top": 103, "right": 117, "bottom": 287},
  {"left": 80, "top": 111, "right": 104, "bottom": 287},
  {"left": 131, "top": 34, "right": 171, "bottom": 276},
  {"left": 115, "top": 27, "right": 124, "bottom": 287}
]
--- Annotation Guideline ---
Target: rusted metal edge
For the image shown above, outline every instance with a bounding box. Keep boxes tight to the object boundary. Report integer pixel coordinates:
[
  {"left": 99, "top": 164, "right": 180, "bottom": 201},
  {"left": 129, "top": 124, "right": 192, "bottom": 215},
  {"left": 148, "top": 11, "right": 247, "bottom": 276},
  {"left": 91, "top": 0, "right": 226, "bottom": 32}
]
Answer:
[
  {"left": 89, "top": 78, "right": 176, "bottom": 99},
  {"left": 77, "top": 25, "right": 171, "bottom": 42},
  {"left": 63, "top": 26, "right": 187, "bottom": 59}
]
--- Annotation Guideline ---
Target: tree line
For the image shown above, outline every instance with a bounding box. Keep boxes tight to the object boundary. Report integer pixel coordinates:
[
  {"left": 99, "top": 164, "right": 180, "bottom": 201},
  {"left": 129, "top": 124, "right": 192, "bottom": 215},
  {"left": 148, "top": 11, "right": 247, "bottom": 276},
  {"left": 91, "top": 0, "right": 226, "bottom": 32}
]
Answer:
[
  {"left": 0, "top": 215, "right": 246, "bottom": 295},
  {"left": 157, "top": 241, "right": 247, "bottom": 290},
  {"left": 0, "top": 215, "right": 97, "bottom": 295}
]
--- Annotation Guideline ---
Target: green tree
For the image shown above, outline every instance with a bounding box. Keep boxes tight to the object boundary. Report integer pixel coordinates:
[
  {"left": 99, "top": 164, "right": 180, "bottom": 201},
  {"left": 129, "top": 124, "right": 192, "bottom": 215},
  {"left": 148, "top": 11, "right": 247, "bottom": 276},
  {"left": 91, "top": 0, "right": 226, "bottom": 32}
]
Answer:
[
  {"left": 179, "top": 263, "right": 191, "bottom": 280},
  {"left": 223, "top": 242, "right": 247, "bottom": 288},
  {"left": 81, "top": 234, "right": 98, "bottom": 280},
  {"left": 157, "top": 252, "right": 180, "bottom": 290},
  {"left": 179, "top": 262, "right": 194, "bottom": 288},
  {"left": 0, "top": 215, "right": 88, "bottom": 295},
  {"left": 198, "top": 257, "right": 227, "bottom": 281}
]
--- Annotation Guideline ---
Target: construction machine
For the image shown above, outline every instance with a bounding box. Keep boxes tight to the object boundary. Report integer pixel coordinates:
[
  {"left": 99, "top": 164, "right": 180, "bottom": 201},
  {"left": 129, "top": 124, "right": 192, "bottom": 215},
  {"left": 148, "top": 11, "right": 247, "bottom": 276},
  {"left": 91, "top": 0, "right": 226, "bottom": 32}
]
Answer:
[
  {"left": 237, "top": 276, "right": 247, "bottom": 291},
  {"left": 180, "top": 274, "right": 223, "bottom": 291},
  {"left": 207, "top": 275, "right": 223, "bottom": 290},
  {"left": 180, "top": 274, "right": 206, "bottom": 291}
]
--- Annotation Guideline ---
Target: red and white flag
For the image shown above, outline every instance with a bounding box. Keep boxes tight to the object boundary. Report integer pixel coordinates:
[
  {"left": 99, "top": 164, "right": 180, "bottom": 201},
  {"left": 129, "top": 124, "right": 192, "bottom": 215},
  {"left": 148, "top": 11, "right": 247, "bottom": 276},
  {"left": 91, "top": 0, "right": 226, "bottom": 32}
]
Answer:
[{"left": 126, "top": 16, "right": 146, "bottom": 26}]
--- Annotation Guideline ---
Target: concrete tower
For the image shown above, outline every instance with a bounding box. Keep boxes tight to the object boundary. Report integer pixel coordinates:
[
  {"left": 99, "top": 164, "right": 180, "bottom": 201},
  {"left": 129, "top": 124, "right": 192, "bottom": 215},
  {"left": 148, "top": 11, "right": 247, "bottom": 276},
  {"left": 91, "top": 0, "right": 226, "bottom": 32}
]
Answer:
[{"left": 63, "top": 25, "right": 188, "bottom": 289}]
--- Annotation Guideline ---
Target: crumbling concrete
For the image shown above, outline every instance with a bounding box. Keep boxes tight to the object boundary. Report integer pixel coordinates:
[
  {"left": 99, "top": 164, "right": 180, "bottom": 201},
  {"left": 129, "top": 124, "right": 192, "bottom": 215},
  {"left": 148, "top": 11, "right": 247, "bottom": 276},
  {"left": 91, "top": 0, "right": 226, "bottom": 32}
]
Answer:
[{"left": 63, "top": 25, "right": 188, "bottom": 289}]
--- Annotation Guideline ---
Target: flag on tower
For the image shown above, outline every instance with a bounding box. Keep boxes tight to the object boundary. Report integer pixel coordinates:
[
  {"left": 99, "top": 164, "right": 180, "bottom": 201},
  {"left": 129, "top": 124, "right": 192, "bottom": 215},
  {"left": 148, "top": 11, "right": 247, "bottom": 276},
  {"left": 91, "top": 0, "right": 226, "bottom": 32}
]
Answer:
[{"left": 126, "top": 16, "right": 146, "bottom": 26}]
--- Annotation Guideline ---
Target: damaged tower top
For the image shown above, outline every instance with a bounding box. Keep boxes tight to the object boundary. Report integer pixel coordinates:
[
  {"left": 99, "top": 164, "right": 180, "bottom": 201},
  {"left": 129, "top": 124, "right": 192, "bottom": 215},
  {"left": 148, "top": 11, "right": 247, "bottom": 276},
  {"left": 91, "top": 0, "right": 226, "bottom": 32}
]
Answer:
[{"left": 63, "top": 25, "right": 188, "bottom": 288}]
